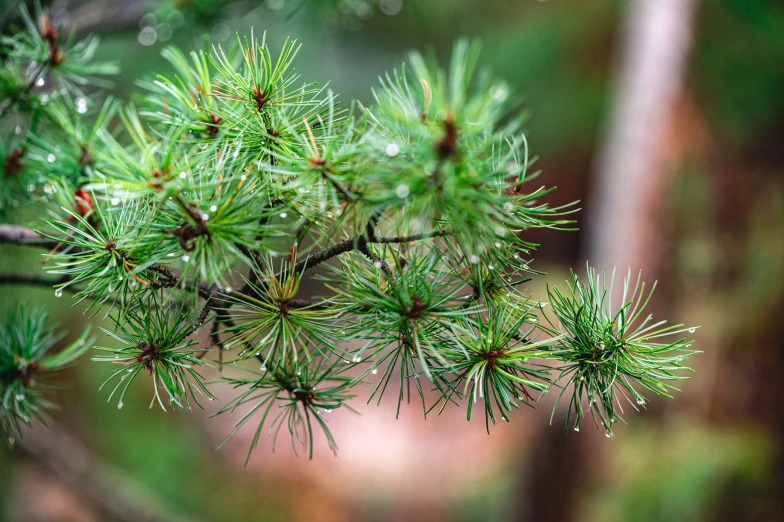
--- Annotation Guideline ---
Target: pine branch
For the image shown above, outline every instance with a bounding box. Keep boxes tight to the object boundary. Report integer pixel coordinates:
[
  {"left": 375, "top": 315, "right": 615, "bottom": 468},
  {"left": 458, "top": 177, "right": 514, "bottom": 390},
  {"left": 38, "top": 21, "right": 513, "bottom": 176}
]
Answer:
[
  {"left": 148, "top": 263, "right": 212, "bottom": 300},
  {"left": 0, "top": 63, "right": 44, "bottom": 119},
  {"left": 0, "top": 18, "right": 700, "bottom": 458},
  {"left": 287, "top": 229, "right": 451, "bottom": 277},
  {"left": 0, "top": 224, "right": 59, "bottom": 249},
  {"left": 0, "top": 273, "right": 70, "bottom": 288},
  {"left": 373, "top": 230, "right": 451, "bottom": 244}
]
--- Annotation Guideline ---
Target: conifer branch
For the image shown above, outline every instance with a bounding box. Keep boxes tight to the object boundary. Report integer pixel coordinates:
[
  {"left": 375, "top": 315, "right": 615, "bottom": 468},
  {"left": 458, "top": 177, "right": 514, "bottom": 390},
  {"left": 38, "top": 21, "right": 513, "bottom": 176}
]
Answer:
[
  {"left": 0, "top": 11, "right": 698, "bottom": 459},
  {"left": 0, "top": 273, "right": 71, "bottom": 288},
  {"left": 0, "top": 224, "right": 59, "bottom": 249},
  {"left": 287, "top": 230, "right": 451, "bottom": 276}
]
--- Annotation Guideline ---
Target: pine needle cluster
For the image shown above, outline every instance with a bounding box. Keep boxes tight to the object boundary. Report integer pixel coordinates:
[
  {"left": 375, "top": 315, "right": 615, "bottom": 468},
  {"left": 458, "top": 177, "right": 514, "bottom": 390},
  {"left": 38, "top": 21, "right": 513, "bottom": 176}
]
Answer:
[{"left": 0, "top": 6, "right": 699, "bottom": 457}]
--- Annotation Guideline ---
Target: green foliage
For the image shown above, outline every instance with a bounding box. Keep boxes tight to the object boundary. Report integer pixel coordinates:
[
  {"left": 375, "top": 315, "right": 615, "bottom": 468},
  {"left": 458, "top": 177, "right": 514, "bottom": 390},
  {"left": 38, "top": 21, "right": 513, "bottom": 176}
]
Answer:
[
  {"left": 362, "top": 39, "right": 574, "bottom": 257},
  {"left": 330, "top": 246, "right": 471, "bottom": 415},
  {"left": 93, "top": 290, "right": 216, "bottom": 411},
  {"left": 222, "top": 257, "right": 343, "bottom": 367},
  {"left": 0, "top": 305, "right": 92, "bottom": 442},
  {"left": 217, "top": 356, "right": 355, "bottom": 462},
  {"left": 542, "top": 265, "right": 699, "bottom": 437},
  {"left": 0, "top": 5, "right": 700, "bottom": 459},
  {"left": 41, "top": 197, "right": 153, "bottom": 310},
  {"left": 433, "top": 301, "right": 555, "bottom": 431},
  {"left": 0, "top": 5, "right": 117, "bottom": 220},
  {"left": 0, "top": 7, "right": 118, "bottom": 96}
]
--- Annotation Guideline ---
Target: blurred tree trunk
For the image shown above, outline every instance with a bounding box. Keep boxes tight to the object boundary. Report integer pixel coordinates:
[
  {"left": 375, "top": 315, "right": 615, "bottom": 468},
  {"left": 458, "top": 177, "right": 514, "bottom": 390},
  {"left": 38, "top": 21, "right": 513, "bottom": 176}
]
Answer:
[
  {"left": 586, "top": 0, "right": 699, "bottom": 274},
  {"left": 518, "top": 0, "right": 699, "bottom": 520}
]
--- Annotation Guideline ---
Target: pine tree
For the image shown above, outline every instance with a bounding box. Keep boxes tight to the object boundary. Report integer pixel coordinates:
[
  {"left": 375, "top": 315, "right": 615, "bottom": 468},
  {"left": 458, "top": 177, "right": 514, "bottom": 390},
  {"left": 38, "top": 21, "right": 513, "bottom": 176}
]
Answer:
[{"left": 0, "top": 6, "right": 698, "bottom": 459}]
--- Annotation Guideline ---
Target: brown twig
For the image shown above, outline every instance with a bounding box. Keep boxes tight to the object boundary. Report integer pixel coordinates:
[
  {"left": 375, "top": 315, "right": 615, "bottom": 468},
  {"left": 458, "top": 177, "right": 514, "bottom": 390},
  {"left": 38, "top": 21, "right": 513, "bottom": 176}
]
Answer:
[
  {"left": 0, "top": 273, "right": 71, "bottom": 288},
  {"left": 0, "top": 224, "right": 60, "bottom": 249},
  {"left": 284, "top": 229, "right": 450, "bottom": 277}
]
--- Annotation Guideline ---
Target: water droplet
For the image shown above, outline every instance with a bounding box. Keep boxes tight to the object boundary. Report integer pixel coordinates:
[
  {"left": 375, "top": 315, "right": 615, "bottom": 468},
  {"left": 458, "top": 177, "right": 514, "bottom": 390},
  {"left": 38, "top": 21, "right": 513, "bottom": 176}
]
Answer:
[
  {"left": 605, "top": 430, "right": 613, "bottom": 438},
  {"left": 111, "top": 198, "right": 120, "bottom": 205},
  {"left": 371, "top": 369, "right": 378, "bottom": 374},
  {"left": 126, "top": 368, "right": 133, "bottom": 372},
  {"left": 386, "top": 143, "right": 400, "bottom": 157},
  {"left": 528, "top": 317, "right": 537, "bottom": 323},
  {"left": 54, "top": 288, "right": 63, "bottom": 297},
  {"left": 210, "top": 205, "right": 217, "bottom": 212},
  {"left": 636, "top": 398, "right": 645, "bottom": 406},
  {"left": 182, "top": 255, "right": 190, "bottom": 262},
  {"left": 15, "top": 394, "right": 24, "bottom": 401},
  {"left": 688, "top": 328, "right": 696, "bottom": 333},
  {"left": 8, "top": 437, "right": 15, "bottom": 446},
  {"left": 47, "top": 153, "right": 56, "bottom": 163},
  {"left": 573, "top": 426, "right": 580, "bottom": 432},
  {"left": 495, "top": 242, "right": 502, "bottom": 248},
  {"left": 266, "top": 0, "right": 286, "bottom": 10},
  {"left": 374, "top": 261, "right": 383, "bottom": 269},
  {"left": 279, "top": 212, "right": 287, "bottom": 218},
  {"left": 138, "top": 26, "right": 157, "bottom": 46},
  {"left": 114, "top": 354, "right": 120, "bottom": 359},
  {"left": 396, "top": 184, "right": 410, "bottom": 198},
  {"left": 260, "top": 364, "right": 267, "bottom": 372},
  {"left": 240, "top": 175, "right": 247, "bottom": 181},
  {"left": 201, "top": 213, "right": 209, "bottom": 221},
  {"left": 503, "top": 202, "right": 514, "bottom": 213},
  {"left": 179, "top": 171, "right": 187, "bottom": 179},
  {"left": 379, "top": 0, "right": 403, "bottom": 15},
  {"left": 76, "top": 97, "right": 88, "bottom": 114},
  {"left": 296, "top": 370, "right": 301, "bottom": 375},
  {"left": 488, "top": 265, "right": 495, "bottom": 270},
  {"left": 211, "top": 23, "right": 231, "bottom": 42},
  {"left": 139, "top": 13, "right": 157, "bottom": 28},
  {"left": 469, "top": 255, "right": 480, "bottom": 264},
  {"left": 117, "top": 402, "right": 124, "bottom": 409},
  {"left": 36, "top": 77, "right": 45, "bottom": 87}
]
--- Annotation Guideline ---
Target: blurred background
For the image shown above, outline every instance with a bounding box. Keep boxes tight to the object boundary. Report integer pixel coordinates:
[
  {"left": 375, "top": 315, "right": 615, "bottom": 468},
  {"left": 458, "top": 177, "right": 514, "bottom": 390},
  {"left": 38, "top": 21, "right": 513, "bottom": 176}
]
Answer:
[{"left": 1, "top": 0, "right": 783, "bottom": 520}]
